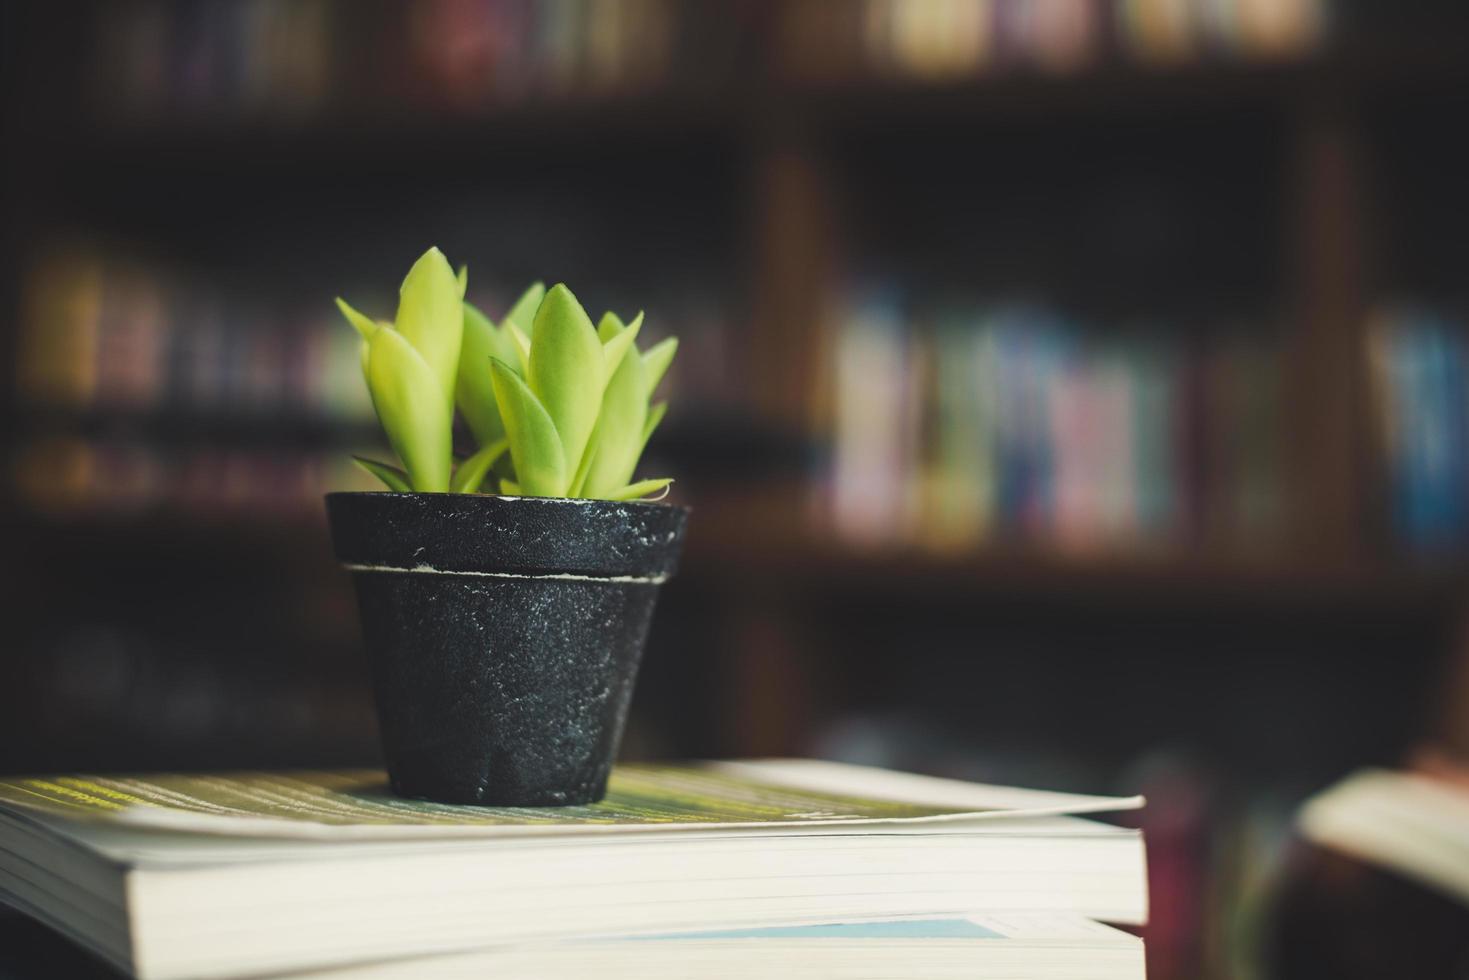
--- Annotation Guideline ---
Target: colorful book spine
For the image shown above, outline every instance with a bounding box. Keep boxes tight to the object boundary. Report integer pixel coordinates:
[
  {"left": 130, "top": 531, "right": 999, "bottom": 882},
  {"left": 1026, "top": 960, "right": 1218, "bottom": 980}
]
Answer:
[
  {"left": 831, "top": 285, "right": 917, "bottom": 542},
  {"left": 1368, "top": 306, "right": 1469, "bottom": 550}
]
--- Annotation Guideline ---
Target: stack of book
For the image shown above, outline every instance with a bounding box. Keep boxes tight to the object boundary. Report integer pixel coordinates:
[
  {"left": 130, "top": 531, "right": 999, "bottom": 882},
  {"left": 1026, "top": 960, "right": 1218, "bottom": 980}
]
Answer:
[
  {"left": 0, "top": 759, "right": 1148, "bottom": 978},
  {"left": 828, "top": 289, "right": 1283, "bottom": 551}
]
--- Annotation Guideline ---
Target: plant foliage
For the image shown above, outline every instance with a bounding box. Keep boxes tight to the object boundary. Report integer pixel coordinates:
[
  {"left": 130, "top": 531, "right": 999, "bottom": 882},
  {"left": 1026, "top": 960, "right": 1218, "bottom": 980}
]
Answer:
[{"left": 337, "top": 249, "right": 675, "bottom": 500}]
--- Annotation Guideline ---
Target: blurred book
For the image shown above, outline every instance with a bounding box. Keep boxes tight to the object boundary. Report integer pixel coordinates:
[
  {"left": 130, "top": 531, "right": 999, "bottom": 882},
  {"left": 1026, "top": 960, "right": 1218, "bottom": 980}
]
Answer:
[
  {"left": 0, "top": 760, "right": 1146, "bottom": 980},
  {"left": 1367, "top": 305, "right": 1469, "bottom": 551},
  {"left": 1264, "top": 769, "right": 1469, "bottom": 979},
  {"left": 1298, "top": 768, "right": 1469, "bottom": 908}
]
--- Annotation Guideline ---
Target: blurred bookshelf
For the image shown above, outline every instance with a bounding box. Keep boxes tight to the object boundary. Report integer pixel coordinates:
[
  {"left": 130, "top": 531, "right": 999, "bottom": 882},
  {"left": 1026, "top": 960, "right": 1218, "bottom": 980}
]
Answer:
[{"left": 6, "top": 3, "right": 1469, "bottom": 977}]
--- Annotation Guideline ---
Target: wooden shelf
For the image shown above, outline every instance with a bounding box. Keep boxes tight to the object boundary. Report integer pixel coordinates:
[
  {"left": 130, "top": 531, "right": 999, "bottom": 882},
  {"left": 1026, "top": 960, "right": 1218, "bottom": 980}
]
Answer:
[
  {"left": 679, "top": 491, "right": 1469, "bottom": 611},
  {"left": 21, "top": 42, "right": 1469, "bottom": 168},
  {"left": 7, "top": 485, "right": 1466, "bottom": 611},
  {"left": 12, "top": 407, "right": 383, "bottom": 450}
]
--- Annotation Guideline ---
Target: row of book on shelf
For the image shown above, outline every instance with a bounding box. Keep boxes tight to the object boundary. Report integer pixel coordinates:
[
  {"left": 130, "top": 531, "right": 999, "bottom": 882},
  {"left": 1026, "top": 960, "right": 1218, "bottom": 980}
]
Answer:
[
  {"left": 90, "top": 0, "right": 743, "bottom": 121},
  {"left": 17, "top": 241, "right": 730, "bottom": 427},
  {"left": 779, "top": 0, "right": 1327, "bottom": 81},
  {"left": 17, "top": 242, "right": 1466, "bottom": 549},
  {"left": 827, "top": 286, "right": 1284, "bottom": 551},
  {"left": 19, "top": 244, "right": 375, "bottom": 424},
  {"left": 10, "top": 240, "right": 736, "bottom": 518},
  {"left": 91, "top": 0, "right": 1331, "bottom": 123},
  {"left": 827, "top": 288, "right": 1469, "bottom": 553}
]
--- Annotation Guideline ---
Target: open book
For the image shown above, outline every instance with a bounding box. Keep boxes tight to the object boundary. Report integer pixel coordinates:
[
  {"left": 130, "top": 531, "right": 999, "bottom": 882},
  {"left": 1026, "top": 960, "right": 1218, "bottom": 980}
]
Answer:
[
  {"left": 1299, "top": 768, "right": 1469, "bottom": 907},
  {"left": 0, "top": 759, "right": 1146, "bottom": 980}
]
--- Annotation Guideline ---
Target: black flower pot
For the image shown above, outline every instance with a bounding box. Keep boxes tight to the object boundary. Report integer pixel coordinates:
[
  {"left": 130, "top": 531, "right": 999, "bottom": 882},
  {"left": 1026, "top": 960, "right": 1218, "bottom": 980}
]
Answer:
[{"left": 325, "top": 492, "right": 688, "bottom": 806}]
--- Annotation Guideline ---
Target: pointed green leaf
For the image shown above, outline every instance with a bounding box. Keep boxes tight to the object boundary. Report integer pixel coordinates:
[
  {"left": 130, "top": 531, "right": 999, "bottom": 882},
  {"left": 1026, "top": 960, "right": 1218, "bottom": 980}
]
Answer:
[
  {"left": 335, "top": 297, "right": 379, "bottom": 342},
  {"left": 582, "top": 327, "right": 649, "bottom": 498},
  {"left": 456, "top": 264, "right": 468, "bottom": 297},
  {"left": 529, "top": 284, "right": 605, "bottom": 476},
  {"left": 641, "top": 400, "right": 667, "bottom": 456},
  {"left": 504, "top": 282, "right": 546, "bottom": 336},
  {"left": 490, "top": 357, "right": 567, "bottom": 497},
  {"left": 600, "top": 311, "right": 643, "bottom": 385},
  {"left": 606, "top": 478, "right": 673, "bottom": 501},
  {"left": 568, "top": 438, "right": 598, "bottom": 498},
  {"left": 394, "top": 247, "right": 462, "bottom": 412},
  {"left": 596, "top": 311, "right": 626, "bottom": 343},
  {"left": 506, "top": 321, "right": 532, "bottom": 376},
  {"left": 455, "top": 303, "right": 508, "bottom": 447},
  {"left": 642, "top": 336, "right": 678, "bottom": 396},
  {"left": 366, "top": 327, "right": 452, "bottom": 492},
  {"left": 450, "top": 438, "right": 509, "bottom": 494},
  {"left": 500, "top": 478, "right": 522, "bottom": 496},
  {"left": 352, "top": 456, "right": 411, "bottom": 492}
]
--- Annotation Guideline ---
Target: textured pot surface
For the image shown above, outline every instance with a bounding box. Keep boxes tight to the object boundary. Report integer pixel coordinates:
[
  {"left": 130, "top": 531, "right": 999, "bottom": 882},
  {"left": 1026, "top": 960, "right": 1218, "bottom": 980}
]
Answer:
[
  {"left": 326, "top": 493, "right": 688, "bottom": 806},
  {"left": 326, "top": 492, "right": 686, "bottom": 578}
]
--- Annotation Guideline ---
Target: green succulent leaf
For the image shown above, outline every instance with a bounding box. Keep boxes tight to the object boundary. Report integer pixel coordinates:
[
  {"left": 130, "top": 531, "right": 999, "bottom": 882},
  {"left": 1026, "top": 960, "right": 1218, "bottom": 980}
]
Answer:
[
  {"left": 582, "top": 321, "right": 649, "bottom": 497},
  {"left": 642, "top": 336, "right": 678, "bottom": 396},
  {"left": 506, "top": 320, "right": 533, "bottom": 376},
  {"left": 641, "top": 400, "right": 668, "bottom": 456},
  {"left": 490, "top": 356, "right": 567, "bottom": 497},
  {"left": 366, "top": 327, "right": 452, "bottom": 492},
  {"left": 600, "top": 311, "right": 643, "bottom": 386},
  {"left": 394, "top": 247, "right": 462, "bottom": 413},
  {"left": 504, "top": 281, "right": 546, "bottom": 337},
  {"left": 529, "top": 284, "right": 605, "bottom": 478},
  {"left": 606, "top": 478, "right": 673, "bottom": 501},
  {"left": 596, "top": 315, "right": 619, "bottom": 346},
  {"left": 339, "top": 261, "right": 673, "bottom": 505},
  {"left": 352, "top": 456, "right": 411, "bottom": 492},
  {"left": 456, "top": 302, "right": 509, "bottom": 447},
  {"left": 335, "top": 297, "right": 380, "bottom": 343},
  {"left": 567, "top": 438, "right": 598, "bottom": 498},
  {"left": 596, "top": 311, "right": 626, "bottom": 343},
  {"left": 449, "top": 438, "right": 509, "bottom": 494}
]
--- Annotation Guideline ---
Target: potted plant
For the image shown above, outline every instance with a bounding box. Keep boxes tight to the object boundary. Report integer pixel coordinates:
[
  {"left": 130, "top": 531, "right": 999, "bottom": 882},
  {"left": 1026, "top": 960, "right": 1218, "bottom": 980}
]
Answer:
[{"left": 326, "top": 247, "right": 686, "bottom": 806}]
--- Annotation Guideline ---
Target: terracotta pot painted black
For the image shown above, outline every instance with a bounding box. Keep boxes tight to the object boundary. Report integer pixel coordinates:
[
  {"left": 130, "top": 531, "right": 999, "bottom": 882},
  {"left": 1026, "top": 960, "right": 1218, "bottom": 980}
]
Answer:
[{"left": 325, "top": 492, "right": 688, "bottom": 807}]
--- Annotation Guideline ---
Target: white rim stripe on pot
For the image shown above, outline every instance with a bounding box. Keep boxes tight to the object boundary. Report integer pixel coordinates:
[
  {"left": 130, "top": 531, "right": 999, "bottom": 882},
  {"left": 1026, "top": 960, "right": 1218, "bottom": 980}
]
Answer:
[{"left": 340, "top": 562, "right": 669, "bottom": 585}]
